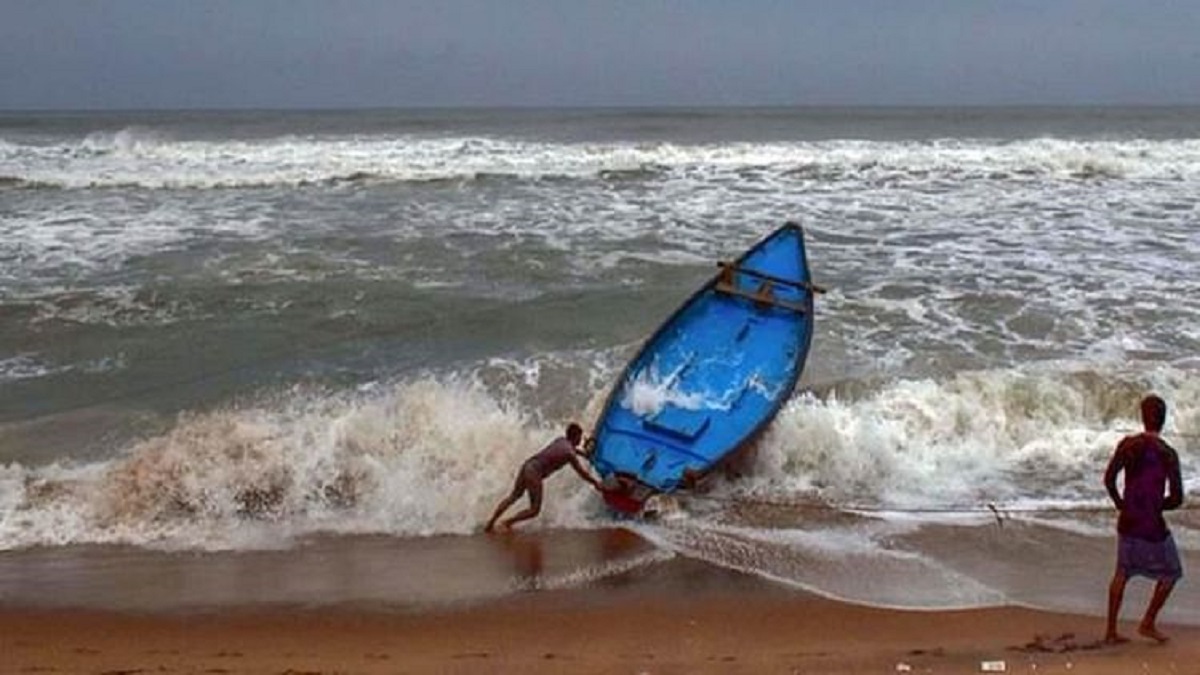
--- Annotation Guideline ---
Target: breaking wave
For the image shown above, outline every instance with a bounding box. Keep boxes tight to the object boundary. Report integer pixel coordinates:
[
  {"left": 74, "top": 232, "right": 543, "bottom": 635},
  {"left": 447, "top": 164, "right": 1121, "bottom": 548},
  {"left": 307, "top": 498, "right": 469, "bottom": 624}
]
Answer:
[
  {"left": 5, "top": 130, "right": 1200, "bottom": 189},
  {"left": 2, "top": 364, "right": 1196, "bottom": 551}
]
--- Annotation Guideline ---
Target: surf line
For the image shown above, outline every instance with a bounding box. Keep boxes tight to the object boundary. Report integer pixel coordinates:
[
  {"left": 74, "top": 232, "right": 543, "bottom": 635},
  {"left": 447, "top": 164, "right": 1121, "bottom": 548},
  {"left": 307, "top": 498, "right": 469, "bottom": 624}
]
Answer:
[{"left": 677, "top": 494, "right": 1200, "bottom": 529}]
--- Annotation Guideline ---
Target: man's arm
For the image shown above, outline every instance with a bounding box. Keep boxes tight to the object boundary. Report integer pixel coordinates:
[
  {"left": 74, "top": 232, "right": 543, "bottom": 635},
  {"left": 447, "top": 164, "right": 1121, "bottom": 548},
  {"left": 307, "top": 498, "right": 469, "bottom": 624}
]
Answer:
[
  {"left": 1164, "top": 446, "right": 1184, "bottom": 511},
  {"left": 1104, "top": 443, "right": 1127, "bottom": 510},
  {"left": 569, "top": 454, "right": 603, "bottom": 491}
]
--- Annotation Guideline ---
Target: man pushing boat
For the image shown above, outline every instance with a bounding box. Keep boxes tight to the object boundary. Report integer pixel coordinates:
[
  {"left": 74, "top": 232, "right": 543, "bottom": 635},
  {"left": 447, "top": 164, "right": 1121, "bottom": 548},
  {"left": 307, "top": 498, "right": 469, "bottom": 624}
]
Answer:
[{"left": 484, "top": 423, "right": 603, "bottom": 533}]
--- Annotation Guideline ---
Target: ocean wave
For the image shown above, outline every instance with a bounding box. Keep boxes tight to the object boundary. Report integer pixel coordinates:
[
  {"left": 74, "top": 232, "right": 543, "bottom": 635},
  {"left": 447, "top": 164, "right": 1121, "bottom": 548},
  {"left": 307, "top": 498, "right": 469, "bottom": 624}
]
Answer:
[
  {"left": 0, "top": 353, "right": 125, "bottom": 383},
  {"left": 4, "top": 131, "right": 1200, "bottom": 190},
  {"left": 598, "top": 165, "right": 669, "bottom": 181},
  {"left": 0, "top": 175, "right": 60, "bottom": 190},
  {"left": 0, "top": 354, "right": 62, "bottom": 382},
  {"left": 2, "top": 364, "right": 1196, "bottom": 551},
  {"left": 0, "top": 376, "right": 601, "bottom": 550},
  {"left": 4, "top": 287, "right": 206, "bottom": 329},
  {"left": 746, "top": 366, "right": 1200, "bottom": 508}
]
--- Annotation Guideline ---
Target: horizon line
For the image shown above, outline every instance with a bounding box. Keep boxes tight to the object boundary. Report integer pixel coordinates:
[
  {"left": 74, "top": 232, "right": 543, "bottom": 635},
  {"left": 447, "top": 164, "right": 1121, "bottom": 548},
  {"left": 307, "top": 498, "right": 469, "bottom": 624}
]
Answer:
[{"left": 5, "top": 102, "right": 1200, "bottom": 115}]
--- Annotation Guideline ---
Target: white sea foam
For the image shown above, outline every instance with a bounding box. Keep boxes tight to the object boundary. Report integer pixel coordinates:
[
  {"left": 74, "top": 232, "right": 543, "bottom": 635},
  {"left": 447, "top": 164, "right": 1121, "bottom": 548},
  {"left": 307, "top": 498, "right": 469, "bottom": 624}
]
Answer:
[
  {"left": 529, "top": 547, "right": 676, "bottom": 592},
  {"left": 2, "top": 364, "right": 1195, "bottom": 551},
  {"left": 6, "top": 128, "right": 1199, "bottom": 380},
  {"left": 620, "top": 363, "right": 708, "bottom": 417},
  {"left": 0, "top": 355, "right": 59, "bottom": 382},
  {"left": 5, "top": 131, "right": 1200, "bottom": 189},
  {"left": 632, "top": 519, "right": 1007, "bottom": 609},
  {"left": 1, "top": 372, "right": 634, "bottom": 550},
  {"left": 619, "top": 357, "right": 758, "bottom": 417},
  {"left": 0, "top": 353, "right": 126, "bottom": 382},
  {"left": 748, "top": 366, "right": 1200, "bottom": 510}
]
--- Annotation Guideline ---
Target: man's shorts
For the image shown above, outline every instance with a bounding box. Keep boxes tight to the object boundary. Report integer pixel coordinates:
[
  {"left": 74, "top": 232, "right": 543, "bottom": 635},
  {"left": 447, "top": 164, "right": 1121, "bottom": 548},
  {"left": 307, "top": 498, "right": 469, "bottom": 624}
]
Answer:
[{"left": 1118, "top": 533, "right": 1184, "bottom": 581}]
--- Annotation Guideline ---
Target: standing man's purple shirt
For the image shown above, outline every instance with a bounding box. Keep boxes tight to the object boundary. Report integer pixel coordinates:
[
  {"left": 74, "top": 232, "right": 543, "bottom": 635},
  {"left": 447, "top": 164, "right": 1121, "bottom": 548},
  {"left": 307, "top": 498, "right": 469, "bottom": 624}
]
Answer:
[{"left": 1110, "top": 433, "right": 1181, "bottom": 542}]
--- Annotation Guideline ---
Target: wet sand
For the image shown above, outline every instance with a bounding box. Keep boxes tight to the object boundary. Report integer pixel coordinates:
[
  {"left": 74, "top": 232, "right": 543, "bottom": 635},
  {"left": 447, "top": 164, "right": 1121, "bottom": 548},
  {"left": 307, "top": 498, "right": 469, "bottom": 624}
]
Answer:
[
  {"left": 4, "top": 582, "right": 1199, "bottom": 674},
  {"left": 1, "top": 529, "right": 1197, "bottom": 674}
]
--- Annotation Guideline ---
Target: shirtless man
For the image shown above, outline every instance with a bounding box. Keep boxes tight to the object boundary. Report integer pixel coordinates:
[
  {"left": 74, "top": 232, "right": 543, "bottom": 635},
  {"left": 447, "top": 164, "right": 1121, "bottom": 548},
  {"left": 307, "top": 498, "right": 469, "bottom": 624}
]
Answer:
[
  {"left": 1103, "top": 394, "right": 1185, "bottom": 644},
  {"left": 484, "top": 423, "right": 602, "bottom": 533}
]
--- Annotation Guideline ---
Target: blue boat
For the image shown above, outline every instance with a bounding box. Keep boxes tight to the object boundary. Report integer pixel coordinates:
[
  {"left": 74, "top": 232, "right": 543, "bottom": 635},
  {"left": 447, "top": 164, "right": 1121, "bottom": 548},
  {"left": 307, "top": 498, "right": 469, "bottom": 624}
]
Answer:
[{"left": 587, "top": 222, "right": 821, "bottom": 513}]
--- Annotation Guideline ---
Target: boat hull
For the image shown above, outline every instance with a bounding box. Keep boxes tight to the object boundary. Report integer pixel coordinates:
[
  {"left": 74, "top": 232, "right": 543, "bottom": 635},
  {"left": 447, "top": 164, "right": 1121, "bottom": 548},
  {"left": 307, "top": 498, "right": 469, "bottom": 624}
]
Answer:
[{"left": 589, "top": 223, "right": 817, "bottom": 513}]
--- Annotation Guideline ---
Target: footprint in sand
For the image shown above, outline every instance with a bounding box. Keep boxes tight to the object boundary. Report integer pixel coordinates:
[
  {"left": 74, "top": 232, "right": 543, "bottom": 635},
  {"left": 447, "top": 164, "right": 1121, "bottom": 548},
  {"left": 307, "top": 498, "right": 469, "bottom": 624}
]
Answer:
[
  {"left": 781, "top": 651, "right": 830, "bottom": 658},
  {"left": 1013, "top": 632, "right": 1108, "bottom": 654}
]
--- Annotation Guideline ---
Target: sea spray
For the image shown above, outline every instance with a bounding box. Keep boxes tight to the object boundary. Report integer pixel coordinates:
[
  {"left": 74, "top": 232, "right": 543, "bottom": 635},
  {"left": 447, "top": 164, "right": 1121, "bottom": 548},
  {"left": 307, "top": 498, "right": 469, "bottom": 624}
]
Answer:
[
  {"left": 0, "top": 377, "right": 603, "bottom": 550},
  {"left": 748, "top": 367, "right": 1200, "bottom": 509},
  {"left": 2, "top": 364, "right": 1196, "bottom": 550}
]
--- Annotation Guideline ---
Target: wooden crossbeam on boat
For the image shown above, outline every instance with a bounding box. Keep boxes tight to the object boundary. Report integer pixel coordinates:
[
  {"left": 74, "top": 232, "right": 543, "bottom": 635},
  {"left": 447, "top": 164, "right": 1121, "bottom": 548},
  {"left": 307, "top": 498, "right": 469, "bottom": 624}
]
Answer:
[
  {"left": 716, "top": 261, "right": 827, "bottom": 294},
  {"left": 715, "top": 278, "right": 808, "bottom": 313}
]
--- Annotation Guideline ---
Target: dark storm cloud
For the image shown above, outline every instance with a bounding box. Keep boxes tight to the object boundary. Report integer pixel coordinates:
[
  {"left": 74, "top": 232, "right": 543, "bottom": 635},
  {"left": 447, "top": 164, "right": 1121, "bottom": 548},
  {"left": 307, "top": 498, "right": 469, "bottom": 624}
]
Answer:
[{"left": 2, "top": 0, "right": 1198, "bottom": 109}]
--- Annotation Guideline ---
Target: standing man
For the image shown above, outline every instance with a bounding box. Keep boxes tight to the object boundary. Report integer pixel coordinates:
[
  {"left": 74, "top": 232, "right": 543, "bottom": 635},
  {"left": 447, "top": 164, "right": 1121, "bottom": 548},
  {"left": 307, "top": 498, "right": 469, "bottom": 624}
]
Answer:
[
  {"left": 485, "top": 422, "right": 602, "bottom": 533},
  {"left": 1103, "top": 394, "right": 1185, "bottom": 644}
]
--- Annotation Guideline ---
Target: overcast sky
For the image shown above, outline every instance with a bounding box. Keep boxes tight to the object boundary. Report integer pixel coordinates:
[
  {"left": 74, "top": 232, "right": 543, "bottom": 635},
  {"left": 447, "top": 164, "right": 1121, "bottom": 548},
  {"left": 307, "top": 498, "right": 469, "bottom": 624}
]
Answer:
[{"left": 2, "top": 1, "right": 1199, "bottom": 110}]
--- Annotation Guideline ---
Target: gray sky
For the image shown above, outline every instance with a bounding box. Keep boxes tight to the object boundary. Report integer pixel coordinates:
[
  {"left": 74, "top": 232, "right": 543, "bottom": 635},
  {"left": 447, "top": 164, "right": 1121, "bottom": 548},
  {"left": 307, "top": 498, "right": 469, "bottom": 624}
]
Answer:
[{"left": 2, "top": 0, "right": 1199, "bottom": 110}]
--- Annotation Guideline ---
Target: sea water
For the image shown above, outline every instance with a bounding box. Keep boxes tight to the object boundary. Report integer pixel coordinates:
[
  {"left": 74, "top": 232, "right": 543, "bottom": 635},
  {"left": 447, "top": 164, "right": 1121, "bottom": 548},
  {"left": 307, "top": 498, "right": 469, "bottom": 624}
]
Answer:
[{"left": 1, "top": 107, "right": 1198, "bottom": 618}]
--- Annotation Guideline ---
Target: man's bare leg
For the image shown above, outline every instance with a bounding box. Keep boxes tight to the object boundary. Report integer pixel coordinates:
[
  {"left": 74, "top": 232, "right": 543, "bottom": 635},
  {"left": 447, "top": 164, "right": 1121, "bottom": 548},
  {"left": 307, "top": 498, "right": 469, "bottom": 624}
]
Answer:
[
  {"left": 1104, "top": 570, "right": 1130, "bottom": 644},
  {"left": 501, "top": 481, "right": 543, "bottom": 531},
  {"left": 1138, "top": 578, "right": 1177, "bottom": 643},
  {"left": 485, "top": 485, "right": 525, "bottom": 533}
]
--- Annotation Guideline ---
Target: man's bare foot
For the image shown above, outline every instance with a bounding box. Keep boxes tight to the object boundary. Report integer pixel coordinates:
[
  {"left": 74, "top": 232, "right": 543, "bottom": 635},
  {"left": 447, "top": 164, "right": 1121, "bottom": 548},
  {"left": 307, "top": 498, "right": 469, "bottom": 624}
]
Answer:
[
  {"left": 1138, "top": 625, "right": 1169, "bottom": 643},
  {"left": 1102, "top": 633, "right": 1129, "bottom": 646}
]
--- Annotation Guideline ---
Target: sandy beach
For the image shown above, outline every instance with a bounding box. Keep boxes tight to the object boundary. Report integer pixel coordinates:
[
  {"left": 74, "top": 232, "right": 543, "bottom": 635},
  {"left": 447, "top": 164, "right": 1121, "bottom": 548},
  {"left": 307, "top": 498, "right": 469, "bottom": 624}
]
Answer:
[
  {"left": 2, "top": 532, "right": 1197, "bottom": 675},
  {"left": 4, "top": 584, "right": 1198, "bottom": 674}
]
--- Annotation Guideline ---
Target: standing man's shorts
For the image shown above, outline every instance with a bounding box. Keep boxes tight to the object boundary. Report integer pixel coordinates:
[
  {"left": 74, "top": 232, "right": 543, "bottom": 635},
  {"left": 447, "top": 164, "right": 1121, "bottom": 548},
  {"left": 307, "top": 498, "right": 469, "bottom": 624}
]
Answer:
[{"left": 1118, "top": 533, "right": 1184, "bottom": 581}]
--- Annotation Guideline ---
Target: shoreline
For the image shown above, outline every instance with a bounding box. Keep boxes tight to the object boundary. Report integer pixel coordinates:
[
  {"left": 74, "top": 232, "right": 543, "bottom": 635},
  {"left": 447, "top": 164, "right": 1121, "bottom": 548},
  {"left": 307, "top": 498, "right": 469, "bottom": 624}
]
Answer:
[
  {"left": 4, "top": 582, "right": 1198, "bottom": 674},
  {"left": 3, "top": 543, "right": 1198, "bottom": 674},
  {"left": 2, "top": 526, "right": 1196, "bottom": 673}
]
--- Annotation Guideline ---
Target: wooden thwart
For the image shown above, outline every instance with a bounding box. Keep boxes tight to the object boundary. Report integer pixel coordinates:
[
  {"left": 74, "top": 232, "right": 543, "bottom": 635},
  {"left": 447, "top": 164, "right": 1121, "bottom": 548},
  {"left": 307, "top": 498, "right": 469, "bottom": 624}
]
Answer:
[
  {"left": 716, "top": 261, "right": 827, "bottom": 294},
  {"left": 715, "top": 279, "right": 807, "bottom": 313}
]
